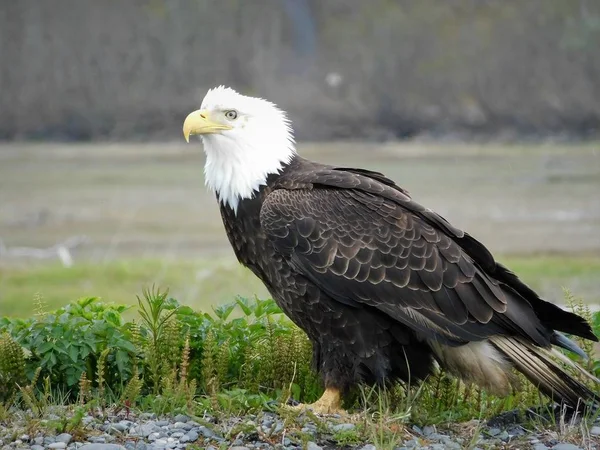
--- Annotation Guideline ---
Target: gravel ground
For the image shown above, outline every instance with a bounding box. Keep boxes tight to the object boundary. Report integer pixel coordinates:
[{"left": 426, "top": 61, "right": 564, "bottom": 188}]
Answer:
[{"left": 1, "top": 407, "right": 599, "bottom": 450}]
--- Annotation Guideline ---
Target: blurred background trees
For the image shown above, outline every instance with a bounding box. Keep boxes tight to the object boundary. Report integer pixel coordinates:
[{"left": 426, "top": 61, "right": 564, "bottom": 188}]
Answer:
[{"left": 1, "top": 0, "right": 599, "bottom": 141}]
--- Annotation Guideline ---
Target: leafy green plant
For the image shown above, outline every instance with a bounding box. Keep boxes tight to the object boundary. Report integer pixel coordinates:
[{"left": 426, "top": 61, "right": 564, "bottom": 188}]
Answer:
[
  {"left": 0, "top": 297, "right": 137, "bottom": 393},
  {"left": 136, "top": 287, "right": 180, "bottom": 393}
]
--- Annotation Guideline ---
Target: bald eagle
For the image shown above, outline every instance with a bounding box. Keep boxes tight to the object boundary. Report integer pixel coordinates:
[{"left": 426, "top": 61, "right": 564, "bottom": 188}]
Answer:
[{"left": 183, "top": 86, "right": 598, "bottom": 414}]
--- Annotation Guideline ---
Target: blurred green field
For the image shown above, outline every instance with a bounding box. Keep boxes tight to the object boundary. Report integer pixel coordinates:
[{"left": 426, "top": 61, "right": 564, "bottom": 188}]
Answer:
[
  {"left": 1, "top": 142, "right": 599, "bottom": 318},
  {"left": 1, "top": 255, "right": 599, "bottom": 318}
]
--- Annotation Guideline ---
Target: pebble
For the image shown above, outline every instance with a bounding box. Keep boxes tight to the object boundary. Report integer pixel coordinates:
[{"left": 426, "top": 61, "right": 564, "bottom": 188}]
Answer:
[
  {"left": 79, "top": 446, "right": 127, "bottom": 450},
  {"left": 0, "top": 405, "right": 595, "bottom": 450},
  {"left": 48, "top": 443, "right": 67, "bottom": 449},
  {"left": 552, "top": 445, "right": 582, "bottom": 450},
  {"left": 422, "top": 425, "right": 435, "bottom": 436},
  {"left": 173, "top": 414, "right": 189, "bottom": 423},
  {"left": 331, "top": 423, "right": 355, "bottom": 432}
]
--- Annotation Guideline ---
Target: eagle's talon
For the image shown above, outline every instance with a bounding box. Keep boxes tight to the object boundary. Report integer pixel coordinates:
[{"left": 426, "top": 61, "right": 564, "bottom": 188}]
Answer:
[{"left": 287, "top": 387, "right": 346, "bottom": 415}]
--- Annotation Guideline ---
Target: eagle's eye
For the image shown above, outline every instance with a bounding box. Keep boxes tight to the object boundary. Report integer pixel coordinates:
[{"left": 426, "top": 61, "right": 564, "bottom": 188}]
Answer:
[{"left": 224, "top": 110, "right": 238, "bottom": 120}]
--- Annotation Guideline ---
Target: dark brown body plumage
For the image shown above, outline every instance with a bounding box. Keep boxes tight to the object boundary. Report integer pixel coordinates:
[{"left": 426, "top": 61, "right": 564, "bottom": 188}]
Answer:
[{"left": 219, "top": 155, "right": 598, "bottom": 406}]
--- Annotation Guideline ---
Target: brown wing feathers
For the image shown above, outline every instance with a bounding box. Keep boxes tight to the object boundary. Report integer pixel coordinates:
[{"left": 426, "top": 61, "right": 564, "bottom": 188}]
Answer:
[{"left": 262, "top": 163, "right": 598, "bottom": 407}]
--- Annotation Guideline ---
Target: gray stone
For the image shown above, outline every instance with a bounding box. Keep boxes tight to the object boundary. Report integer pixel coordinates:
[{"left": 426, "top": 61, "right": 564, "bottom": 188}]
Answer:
[
  {"left": 169, "top": 432, "right": 184, "bottom": 439},
  {"left": 487, "top": 428, "right": 501, "bottom": 437},
  {"left": 148, "top": 433, "right": 161, "bottom": 442},
  {"left": 273, "top": 421, "right": 284, "bottom": 434},
  {"left": 198, "top": 426, "right": 214, "bottom": 438},
  {"left": 331, "top": 423, "right": 355, "bottom": 433},
  {"left": 30, "top": 446, "right": 44, "bottom": 450},
  {"left": 440, "top": 440, "right": 461, "bottom": 450},
  {"left": 498, "top": 431, "right": 510, "bottom": 442},
  {"left": 56, "top": 434, "right": 73, "bottom": 444},
  {"left": 87, "top": 437, "right": 106, "bottom": 444},
  {"left": 306, "top": 443, "right": 322, "bottom": 450},
  {"left": 155, "top": 421, "right": 169, "bottom": 427},
  {"left": 78, "top": 446, "right": 127, "bottom": 450},
  {"left": 230, "top": 447, "right": 250, "bottom": 450},
  {"left": 360, "top": 445, "right": 377, "bottom": 450},
  {"left": 183, "top": 431, "right": 198, "bottom": 442},
  {"left": 34, "top": 437, "right": 44, "bottom": 445},
  {"left": 430, "top": 445, "right": 446, "bottom": 450},
  {"left": 591, "top": 426, "right": 600, "bottom": 436},
  {"left": 404, "top": 439, "right": 419, "bottom": 448},
  {"left": 44, "top": 437, "right": 57, "bottom": 445},
  {"left": 552, "top": 445, "right": 582, "bottom": 450},
  {"left": 171, "top": 422, "right": 186, "bottom": 430},
  {"left": 109, "top": 423, "right": 128, "bottom": 433},
  {"left": 533, "top": 445, "right": 548, "bottom": 450},
  {"left": 49, "top": 443, "right": 67, "bottom": 449},
  {"left": 422, "top": 425, "right": 435, "bottom": 437},
  {"left": 173, "top": 415, "right": 189, "bottom": 423},
  {"left": 427, "top": 433, "right": 446, "bottom": 441},
  {"left": 139, "top": 423, "right": 157, "bottom": 438},
  {"left": 19, "top": 435, "right": 30, "bottom": 442}
]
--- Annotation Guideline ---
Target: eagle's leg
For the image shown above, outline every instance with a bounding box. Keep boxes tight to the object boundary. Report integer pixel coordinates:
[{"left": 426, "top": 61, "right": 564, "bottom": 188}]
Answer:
[{"left": 290, "top": 386, "right": 344, "bottom": 415}]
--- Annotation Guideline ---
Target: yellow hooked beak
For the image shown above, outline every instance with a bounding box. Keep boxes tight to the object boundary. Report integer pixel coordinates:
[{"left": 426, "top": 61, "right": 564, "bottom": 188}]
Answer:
[{"left": 182, "top": 110, "right": 232, "bottom": 143}]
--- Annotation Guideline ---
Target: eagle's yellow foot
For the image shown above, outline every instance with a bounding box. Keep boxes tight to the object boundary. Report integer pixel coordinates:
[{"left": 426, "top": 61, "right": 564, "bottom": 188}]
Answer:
[{"left": 289, "top": 387, "right": 345, "bottom": 415}]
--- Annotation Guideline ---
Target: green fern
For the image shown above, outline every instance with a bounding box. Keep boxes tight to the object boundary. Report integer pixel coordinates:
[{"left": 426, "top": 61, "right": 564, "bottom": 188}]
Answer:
[{"left": 0, "top": 333, "right": 26, "bottom": 403}]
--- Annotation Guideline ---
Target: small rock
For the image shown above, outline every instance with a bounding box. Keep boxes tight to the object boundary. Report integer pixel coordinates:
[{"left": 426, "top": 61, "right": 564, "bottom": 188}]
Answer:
[
  {"left": 173, "top": 414, "right": 189, "bottom": 423},
  {"left": 411, "top": 425, "right": 422, "bottom": 435},
  {"left": 171, "top": 422, "right": 187, "bottom": 429},
  {"left": 427, "top": 433, "right": 446, "bottom": 442},
  {"left": 430, "top": 445, "right": 446, "bottom": 450},
  {"left": 109, "top": 423, "right": 128, "bottom": 433},
  {"left": 422, "top": 425, "right": 435, "bottom": 437},
  {"left": 56, "top": 434, "right": 73, "bottom": 444},
  {"left": 591, "top": 426, "right": 600, "bottom": 436},
  {"left": 198, "top": 426, "right": 214, "bottom": 438},
  {"left": 183, "top": 430, "right": 198, "bottom": 442},
  {"left": 30, "top": 446, "right": 44, "bottom": 450},
  {"left": 332, "top": 423, "right": 355, "bottom": 433},
  {"left": 44, "top": 437, "right": 57, "bottom": 445},
  {"left": 139, "top": 423, "right": 157, "bottom": 438},
  {"left": 273, "top": 421, "right": 284, "bottom": 434},
  {"left": 533, "top": 444, "right": 548, "bottom": 450},
  {"left": 34, "top": 437, "right": 44, "bottom": 445},
  {"left": 170, "top": 432, "right": 184, "bottom": 439},
  {"left": 498, "top": 431, "right": 510, "bottom": 442},
  {"left": 148, "top": 432, "right": 161, "bottom": 442},
  {"left": 87, "top": 437, "right": 106, "bottom": 444},
  {"left": 230, "top": 447, "right": 250, "bottom": 450},
  {"left": 19, "top": 435, "right": 30, "bottom": 442},
  {"left": 306, "top": 443, "right": 322, "bottom": 450},
  {"left": 404, "top": 439, "right": 419, "bottom": 448},
  {"left": 360, "top": 445, "right": 377, "bottom": 450},
  {"left": 552, "top": 445, "right": 582, "bottom": 450},
  {"left": 440, "top": 439, "right": 461, "bottom": 450},
  {"left": 487, "top": 428, "right": 501, "bottom": 437},
  {"left": 48, "top": 443, "right": 67, "bottom": 449},
  {"left": 156, "top": 420, "right": 169, "bottom": 427},
  {"left": 79, "top": 445, "right": 127, "bottom": 450}
]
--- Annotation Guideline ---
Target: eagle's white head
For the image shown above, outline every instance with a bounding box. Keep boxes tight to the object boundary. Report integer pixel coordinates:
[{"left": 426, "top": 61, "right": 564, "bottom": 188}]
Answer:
[{"left": 183, "top": 86, "right": 296, "bottom": 212}]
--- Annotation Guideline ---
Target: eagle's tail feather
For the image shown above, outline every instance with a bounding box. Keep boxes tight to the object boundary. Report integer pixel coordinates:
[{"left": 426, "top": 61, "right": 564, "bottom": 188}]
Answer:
[{"left": 489, "top": 336, "right": 599, "bottom": 409}]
